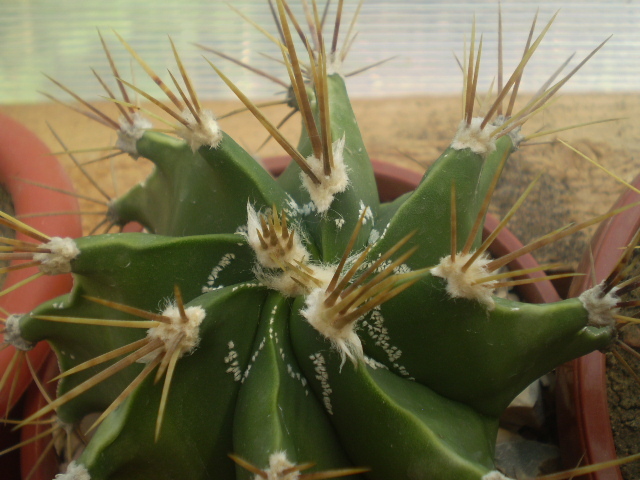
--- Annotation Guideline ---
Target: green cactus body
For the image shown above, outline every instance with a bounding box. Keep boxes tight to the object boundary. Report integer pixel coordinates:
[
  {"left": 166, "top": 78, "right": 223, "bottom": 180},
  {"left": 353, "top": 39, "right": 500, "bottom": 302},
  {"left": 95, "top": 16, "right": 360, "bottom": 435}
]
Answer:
[
  {"left": 232, "top": 292, "right": 355, "bottom": 479},
  {"left": 1, "top": 3, "right": 626, "bottom": 480},
  {"left": 111, "top": 131, "right": 289, "bottom": 236},
  {"left": 77, "top": 285, "right": 267, "bottom": 480},
  {"left": 277, "top": 74, "right": 379, "bottom": 262}
]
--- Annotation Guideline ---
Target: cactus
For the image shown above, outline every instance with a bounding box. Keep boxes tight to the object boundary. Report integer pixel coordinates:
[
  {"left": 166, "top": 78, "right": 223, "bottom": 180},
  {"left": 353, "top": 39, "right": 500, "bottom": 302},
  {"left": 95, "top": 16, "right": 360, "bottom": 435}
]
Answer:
[{"left": 0, "top": 2, "right": 635, "bottom": 480}]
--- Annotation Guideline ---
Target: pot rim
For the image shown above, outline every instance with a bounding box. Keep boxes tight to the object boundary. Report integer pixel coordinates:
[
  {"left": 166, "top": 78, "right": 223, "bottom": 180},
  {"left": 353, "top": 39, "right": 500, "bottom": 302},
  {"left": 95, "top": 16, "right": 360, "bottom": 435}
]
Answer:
[
  {"left": 557, "top": 175, "right": 640, "bottom": 480},
  {"left": 0, "top": 112, "right": 82, "bottom": 478}
]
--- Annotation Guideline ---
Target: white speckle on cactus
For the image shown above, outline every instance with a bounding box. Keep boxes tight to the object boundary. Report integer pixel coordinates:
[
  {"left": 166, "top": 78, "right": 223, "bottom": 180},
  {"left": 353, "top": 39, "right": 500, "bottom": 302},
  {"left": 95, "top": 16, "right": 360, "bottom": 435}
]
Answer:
[
  {"left": 579, "top": 282, "right": 619, "bottom": 328},
  {"left": 299, "top": 202, "right": 316, "bottom": 216},
  {"left": 432, "top": 251, "right": 497, "bottom": 309},
  {"left": 364, "top": 355, "right": 387, "bottom": 370},
  {"left": 4, "top": 314, "right": 33, "bottom": 351},
  {"left": 55, "top": 462, "right": 91, "bottom": 480},
  {"left": 202, "top": 252, "right": 236, "bottom": 293},
  {"left": 369, "top": 223, "right": 390, "bottom": 245},
  {"left": 242, "top": 364, "right": 252, "bottom": 382},
  {"left": 374, "top": 259, "right": 392, "bottom": 274},
  {"left": 237, "top": 335, "right": 266, "bottom": 384},
  {"left": 335, "top": 217, "right": 345, "bottom": 229},
  {"left": 310, "top": 352, "right": 333, "bottom": 415},
  {"left": 482, "top": 471, "right": 514, "bottom": 480},
  {"left": 116, "top": 113, "right": 151, "bottom": 158},
  {"left": 302, "top": 288, "right": 363, "bottom": 367},
  {"left": 224, "top": 341, "right": 242, "bottom": 382},
  {"left": 234, "top": 224, "right": 249, "bottom": 236},
  {"left": 395, "top": 364, "right": 413, "bottom": 379},
  {"left": 286, "top": 362, "right": 308, "bottom": 393},
  {"left": 451, "top": 118, "right": 496, "bottom": 156},
  {"left": 203, "top": 285, "right": 224, "bottom": 293},
  {"left": 34, "top": 237, "right": 80, "bottom": 275},
  {"left": 247, "top": 336, "right": 267, "bottom": 371},
  {"left": 142, "top": 304, "right": 205, "bottom": 361},
  {"left": 362, "top": 308, "right": 413, "bottom": 379},
  {"left": 282, "top": 197, "right": 315, "bottom": 217},
  {"left": 175, "top": 109, "right": 222, "bottom": 151},
  {"left": 300, "top": 136, "right": 349, "bottom": 213},
  {"left": 231, "top": 282, "right": 263, "bottom": 292},
  {"left": 393, "top": 263, "right": 412, "bottom": 275},
  {"left": 358, "top": 200, "right": 374, "bottom": 224},
  {"left": 284, "top": 195, "right": 301, "bottom": 214},
  {"left": 363, "top": 307, "right": 402, "bottom": 363}
]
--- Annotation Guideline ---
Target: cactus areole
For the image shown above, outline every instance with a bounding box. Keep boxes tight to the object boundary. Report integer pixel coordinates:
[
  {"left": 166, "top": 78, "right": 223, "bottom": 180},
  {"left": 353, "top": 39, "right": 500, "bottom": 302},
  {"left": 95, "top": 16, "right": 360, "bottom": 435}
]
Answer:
[{"left": 0, "top": 2, "right": 628, "bottom": 480}]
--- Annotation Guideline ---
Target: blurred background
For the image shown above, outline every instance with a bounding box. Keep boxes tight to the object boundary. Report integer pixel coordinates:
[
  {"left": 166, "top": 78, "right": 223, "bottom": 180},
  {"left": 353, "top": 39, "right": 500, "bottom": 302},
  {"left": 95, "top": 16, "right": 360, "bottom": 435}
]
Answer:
[
  {"left": 1, "top": 0, "right": 638, "bottom": 104},
  {"left": 0, "top": 0, "right": 638, "bottom": 262}
]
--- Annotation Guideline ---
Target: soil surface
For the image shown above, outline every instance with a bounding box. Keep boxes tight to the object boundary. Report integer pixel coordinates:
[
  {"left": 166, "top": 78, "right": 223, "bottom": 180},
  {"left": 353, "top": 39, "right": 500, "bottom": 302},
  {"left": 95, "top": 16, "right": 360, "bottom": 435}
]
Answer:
[
  {"left": 1, "top": 93, "right": 639, "bottom": 270},
  {"left": 607, "top": 348, "right": 640, "bottom": 480}
]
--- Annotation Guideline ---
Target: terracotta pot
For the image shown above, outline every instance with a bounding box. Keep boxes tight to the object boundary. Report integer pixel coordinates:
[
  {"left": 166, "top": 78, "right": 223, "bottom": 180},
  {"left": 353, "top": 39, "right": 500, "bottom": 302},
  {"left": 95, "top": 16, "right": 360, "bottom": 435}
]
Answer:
[
  {"left": 19, "top": 355, "right": 61, "bottom": 480},
  {"left": 556, "top": 175, "right": 640, "bottom": 480},
  {"left": 19, "top": 157, "right": 561, "bottom": 479},
  {"left": 0, "top": 112, "right": 82, "bottom": 477}
]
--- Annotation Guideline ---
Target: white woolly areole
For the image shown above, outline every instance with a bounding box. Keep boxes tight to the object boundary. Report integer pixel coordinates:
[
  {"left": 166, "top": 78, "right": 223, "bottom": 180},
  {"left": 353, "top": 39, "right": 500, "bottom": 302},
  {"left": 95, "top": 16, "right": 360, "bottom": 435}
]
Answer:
[
  {"left": 254, "top": 269, "right": 304, "bottom": 297},
  {"left": 246, "top": 203, "right": 310, "bottom": 270},
  {"left": 55, "top": 462, "right": 91, "bottom": 480},
  {"left": 451, "top": 118, "right": 496, "bottom": 156},
  {"left": 579, "top": 282, "right": 620, "bottom": 328},
  {"left": 258, "top": 451, "right": 300, "bottom": 480},
  {"left": 4, "top": 314, "right": 33, "bottom": 351},
  {"left": 300, "top": 136, "right": 349, "bottom": 214},
  {"left": 493, "top": 115, "right": 525, "bottom": 149},
  {"left": 175, "top": 109, "right": 222, "bottom": 151},
  {"left": 431, "top": 252, "right": 497, "bottom": 309},
  {"left": 116, "top": 113, "right": 152, "bottom": 157},
  {"left": 326, "top": 53, "right": 345, "bottom": 76},
  {"left": 143, "top": 304, "right": 205, "bottom": 361},
  {"left": 482, "top": 471, "right": 514, "bottom": 480},
  {"left": 255, "top": 264, "right": 334, "bottom": 298},
  {"left": 33, "top": 237, "right": 80, "bottom": 275},
  {"left": 302, "top": 287, "right": 363, "bottom": 367}
]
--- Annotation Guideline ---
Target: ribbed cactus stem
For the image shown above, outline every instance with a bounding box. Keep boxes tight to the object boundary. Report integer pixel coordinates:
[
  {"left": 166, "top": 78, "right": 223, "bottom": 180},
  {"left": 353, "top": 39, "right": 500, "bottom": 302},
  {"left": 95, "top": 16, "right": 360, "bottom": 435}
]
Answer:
[{"left": 0, "top": 4, "right": 626, "bottom": 480}]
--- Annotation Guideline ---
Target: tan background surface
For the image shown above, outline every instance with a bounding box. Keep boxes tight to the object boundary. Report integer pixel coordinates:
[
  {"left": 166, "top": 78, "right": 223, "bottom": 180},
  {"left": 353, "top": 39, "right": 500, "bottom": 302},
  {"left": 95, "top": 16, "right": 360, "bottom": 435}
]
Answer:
[{"left": 1, "top": 92, "right": 639, "bottom": 268}]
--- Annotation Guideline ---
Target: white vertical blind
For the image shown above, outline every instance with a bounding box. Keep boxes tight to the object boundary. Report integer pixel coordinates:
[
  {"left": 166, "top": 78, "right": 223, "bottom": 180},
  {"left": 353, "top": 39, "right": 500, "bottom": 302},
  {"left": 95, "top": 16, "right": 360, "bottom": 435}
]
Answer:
[{"left": 0, "top": 0, "right": 638, "bottom": 103}]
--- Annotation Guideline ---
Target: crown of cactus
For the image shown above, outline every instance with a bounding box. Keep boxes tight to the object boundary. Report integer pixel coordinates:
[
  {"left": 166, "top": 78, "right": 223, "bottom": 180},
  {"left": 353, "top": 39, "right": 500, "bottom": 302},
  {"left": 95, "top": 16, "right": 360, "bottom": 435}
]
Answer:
[{"left": 0, "top": 2, "right": 635, "bottom": 480}]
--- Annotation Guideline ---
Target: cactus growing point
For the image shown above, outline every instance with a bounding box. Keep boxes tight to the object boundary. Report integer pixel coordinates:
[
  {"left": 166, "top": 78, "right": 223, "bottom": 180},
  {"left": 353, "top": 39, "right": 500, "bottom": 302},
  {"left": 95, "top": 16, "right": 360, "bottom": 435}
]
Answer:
[{"left": 0, "top": 2, "right": 637, "bottom": 480}]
